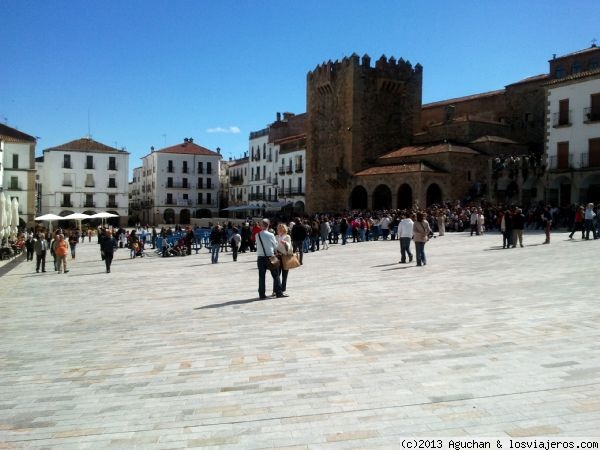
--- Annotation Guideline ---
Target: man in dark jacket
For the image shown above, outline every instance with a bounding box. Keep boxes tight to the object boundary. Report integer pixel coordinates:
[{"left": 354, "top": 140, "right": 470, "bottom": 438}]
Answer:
[
  {"left": 512, "top": 208, "right": 525, "bottom": 248},
  {"left": 291, "top": 218, "right": 307, "bottom": 265},
  {"left": 100, "top": 230, "right": 118, "bottom": 273}
]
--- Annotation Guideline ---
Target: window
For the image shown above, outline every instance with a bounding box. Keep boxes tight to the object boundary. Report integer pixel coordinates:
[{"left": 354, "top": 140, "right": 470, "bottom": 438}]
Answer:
[
  {"left": 182, "top": 161, "right": 188, "bottom": 173},
  {"left": 263, "top": 143, "right": 266, "bottom": 159},
  {"left": 183, "top": 178, "right": 188, "bottom": 188},
  {"left": 85, "top": 174, "right": 95, "bottom": 187},
  {"left": 108, "top": 177, "right": 116, "bottom": 188},
  {"left": 590, "top": 58, "right": 599, "bottom": 70},
  {"left": 12, "top": 154, "right": 18, "bottom": 169},
  {"left": 62, "top": 174, "right": 72, "bottom": 187},
  {"left": 558, "top": 99, "right": 570, "bottom": 126},
  {"left": 207, "top": 162, "right": 212, "bottom": 174},
  {"left": 167, "top": 177, "right": 173, "bottom": 188},
  {"left": 207, "top": 193, "right": 212, "bottom": 204},
  {"left": 63, "top": 154, "right": 71, "bottom": 169},
  {"left": 86, "top": 155, "right": 94, "bottom": 170},
  {"left": 62, "top": 193, "right": 71, "bottom": 207},
  {"left": 554, "top": 66, "right": 566, "bottom": 79},
  {"left": 298, "top": 177, "right": 303, "bottom": 193},
  {"left": 108, "top": 194, "right": 116, "bottom": 207},
  {"left": 85, "top": 194, "right": 94, "bottom": 207},
  {"left": 108, "top": 156, "right": 116, "bottom": 170},
  {"left": 197, "top": 162, "right": 203, "bottom": 174},
  {"left": 183, "top": 193, "right": 188, "bottom": 200},
  {"left": 197, "top": 192, "right": 203, "bottom": 204},
  {"left": 571, "top": 61, "right": 581, "bottom": 74},
  {"left": 198, "top": 178, "right": 203, "bottom": 189},
  {"left": 167, "top": 160, "right": 173, "bottom": 173},
  {"left": 590, "top": 138, "right": 600, "bottom": 167},
  {"left": 587, "top": 93, "right": 600, "bottom": 122},
  {"left": 207, "top": 178, "right": 212, "bottom": 189},
  {"left": 557, "top": 142, "right": 570, "bottom": 169},
  {"left": 10, "top": 176, "right": 18, "bottom": 190},
  {"left": 166, "top": 193, "right": 173, "bottom": 204}
]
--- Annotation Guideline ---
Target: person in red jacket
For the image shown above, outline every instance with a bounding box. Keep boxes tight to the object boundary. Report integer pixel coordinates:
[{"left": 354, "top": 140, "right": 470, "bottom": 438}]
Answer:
[{"left": 568, "top": 206, "right": 584, "bottom": 240}]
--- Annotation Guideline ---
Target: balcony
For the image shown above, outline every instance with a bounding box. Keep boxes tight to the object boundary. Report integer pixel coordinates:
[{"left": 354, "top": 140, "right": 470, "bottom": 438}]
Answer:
[
  {"left": 295, "top": 164, "right": 304, "bottom": 173},
  {"left": 278, "top": 167, "right": 285, "bottom": 175},
  {"left": 61, "top": 201, "right": 73, "bottom": 207},
  {"left": 283, "top": 188, "right": 305, "bottom": 196},
  {"left": 85, "top": 164, "right": 95, "bottom": 170},
  {"left": 166, "top": 182, "right": 190, "bottom": 189},
  {"left": 63, "top": 163, "right": 72, "bottom": 169},
  {"left": 230, "top": 176, "right": 244, "bottom": 185},
  {"left": 176, "top": 199, "right": 193, "bottom": 206},
  {"left": 85, "top": 183, "right": 95, "bottom": 188},
  {"left": 584, "top": 107, "right": 600, "bottom": 123},
  {"left": 552, "top": 111, "right": 572, "bottom": 127},
  {"left": 286, "top": 166, "right": 293, "bottom": 174},
  {"left": 249, "top": 193, "right": 265, "bottom": 201},
  {"left": 548, "top": 154, "right": 574, "bottom": 170},
  {"left": 107, "top": 202, "right": 119, "bottom": 208},
  {"left": 84, "top": 201, "right": 96, "bottom": 208},
  {"left": 272, "top": 175, "right": 278, "bottom": 185},
  {"left": 8, "top": 183, "right": 22, "bottom": 191},
  {"left": 165, "top": 198, "right": 175, "bottom": 205},
  {"left": 182, "top": 167, "right": 189, "bottom": 174},
  {"left": 107, "top": 183, "right": 118, "bottom": 189},
  {"left": 167, "top": 167, "right": 174, "bottom": 173},
  {"left": 267, "top": 155, "right": 273, "bottom": 162},
  {"left": 62, "top": 182, "right": 73, "bottom": 187},
  {"left": 108, "top": 164, "right": 117, "bottom": 171}
]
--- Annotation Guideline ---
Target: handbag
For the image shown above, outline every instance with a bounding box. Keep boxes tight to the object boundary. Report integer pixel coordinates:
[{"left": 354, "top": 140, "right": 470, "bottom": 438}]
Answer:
[
  {"left": 258, "top": 233, "right": 280, "bottom": 271},
  {"left": 281, "top": 253, "right": 301, "bottom": 270}
]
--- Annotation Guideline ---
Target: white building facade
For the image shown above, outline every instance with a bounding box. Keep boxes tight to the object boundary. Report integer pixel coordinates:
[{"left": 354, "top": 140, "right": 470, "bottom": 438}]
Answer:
[
  {"left": 0, "top": 124, "right": 38, "bottom": 226},
  {"left": 37, "top": 137, "right": 130, "bottom": 226},
  {"left": 134, "top": 138, "right": 221, "bottom": 225},
  {"left": 545, "top": 69, "right": 600, "bottom": 205}
]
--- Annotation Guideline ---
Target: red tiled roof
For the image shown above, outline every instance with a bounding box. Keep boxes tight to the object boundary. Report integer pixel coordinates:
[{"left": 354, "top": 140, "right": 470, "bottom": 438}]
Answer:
[
  {"left": 506, "top": 74, "right": 550, "bottom": 87},
  {"left": 0, "top": 124, "right": 36, "bottom": 142},
  {"left": 354, "top": 162, "right": 444, "bottom": 176},
  {"left": 158, "top": 141, "right": 219, "bottom": 156},
  {"left": 379, "top": 143, "right": 479, "bottom": 159},
  {"left": 45, "top": 137, "right": 127, "bottom": 153},
  {"left": 551, "top": 45, "right": 600, "bottom": 61},
  {"left": 470, "top": 135, "right": 519, "bottom": 145},
  {"left": 422, "top": 89, "right": 505, "bottom": 109},
  {"left": 274, "top": 133, "right": 306, "bottom": 145},
  {"left": 543, "top": 67, "right": 600, "bottom": 86}
]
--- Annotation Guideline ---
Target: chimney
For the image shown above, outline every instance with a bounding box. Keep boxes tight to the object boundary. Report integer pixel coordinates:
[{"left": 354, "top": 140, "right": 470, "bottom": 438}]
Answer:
[
  {"left": 184, "top": 138, "right": 189, "bottom": 143},
  {"left": 189, "top": 137, "right": 193, "bottom": 143},
  {"left": 276, "top": 112, "right": 281, "bottom": 122},
  {"left": 216, "top": 147, "right": 221, "bottom": 155}
]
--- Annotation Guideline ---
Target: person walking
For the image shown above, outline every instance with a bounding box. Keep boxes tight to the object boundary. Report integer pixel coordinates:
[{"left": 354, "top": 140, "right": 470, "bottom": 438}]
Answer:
[
  {"left": 276, "top": 223, "right": 293, "bottom": 294},
  {"left": 398, "top": 212, "right": 414, "bottom": 264},
  {"left": 25, "top": 234, "right": 35, "bottom": 261},
  {"left": 569, "top": 206, "right": 585, "bottom": 239},
  {"left": 583, "top": 203, "right": 597, "bottom": 240},
  {"left": 541, "top": 205, "right": 553, "bottom": 244},
  {"left": 256, "top": 219, "right": 285, "bottom": 300},
  {"left": 54, "top": 234, "right": 69, "bottom": 274},
  {"left": 69, "top": 231, "right": 78, "bottom": 259},
  {"left": 209, "top": 225, "right": 222, "bottom": 264},
  {"left": 500, "top": 209, "right": 513, "bottom": 249},
  {"left": 34, "top": 232, "right": 47, "bottom": 273},
  {"left": 230, "top": 227, "right": 241, "bottom": 262},
  {"left": 512, "top": 208, "right": 525, "bottom": 248},
  {"left": 413, "top": 212, "right": 431, "bottom": 267},
  {"left": 291, "top": 219, "right": 307, "bottom": 264},
  {"left": 100, "top": 230, "right": 118, "bottom": 273}
]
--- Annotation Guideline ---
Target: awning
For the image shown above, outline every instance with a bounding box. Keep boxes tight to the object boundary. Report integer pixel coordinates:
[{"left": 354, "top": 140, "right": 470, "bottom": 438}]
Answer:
[{"left": 222, "top": 204, "right": 264, "bottom": 211}]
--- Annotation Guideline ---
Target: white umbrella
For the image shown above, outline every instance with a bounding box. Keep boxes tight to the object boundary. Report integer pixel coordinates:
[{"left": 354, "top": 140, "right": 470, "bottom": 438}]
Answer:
[
  {"left": 62, "top": 212, "right": 91, "bottom": 233},
  {"left": 35, "top": 213, "right": 64, "bottom": 233},
  {"left": 90, "top": 211, "right": 119, "bottom": 227},
  {"left": 11, "top": 198, "right": 19, "bottom": 238},
  {"left": 6, "top": 196, "right": 13, "bottom": 239}
]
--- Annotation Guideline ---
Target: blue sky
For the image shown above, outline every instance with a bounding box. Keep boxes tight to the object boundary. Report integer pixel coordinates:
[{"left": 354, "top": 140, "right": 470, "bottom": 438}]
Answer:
[{"left": 2, "top": 0, "right": 599, "bottom": 178}]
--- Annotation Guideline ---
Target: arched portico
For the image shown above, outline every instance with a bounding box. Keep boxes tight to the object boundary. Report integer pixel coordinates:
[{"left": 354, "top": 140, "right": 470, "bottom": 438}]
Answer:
[
  {"left": 372, "top": 184, "right": 392, "bottom": 210},
  {"left": 350, "top": 186, "right": 368, "bottom": 210}
]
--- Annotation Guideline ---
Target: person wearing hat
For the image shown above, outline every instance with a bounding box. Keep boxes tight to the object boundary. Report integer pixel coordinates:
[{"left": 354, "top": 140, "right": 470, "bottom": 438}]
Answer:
[{"left": 256, "top": 218, "right": 286, "bottom": 299}]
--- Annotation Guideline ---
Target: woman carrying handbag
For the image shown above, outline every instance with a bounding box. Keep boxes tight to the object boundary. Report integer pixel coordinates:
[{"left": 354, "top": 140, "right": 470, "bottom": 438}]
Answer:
[
  {"left": 257, "top": 219, "right": 286, "bottom": 299},
  {"left": 276, "top": 224, "right": 294, "bottom": 294}
]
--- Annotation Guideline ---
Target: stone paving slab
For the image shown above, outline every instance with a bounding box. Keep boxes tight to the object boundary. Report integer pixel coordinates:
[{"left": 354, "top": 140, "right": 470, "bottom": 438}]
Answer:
[{"left": 0, "top": 231, "right": 599, "bottom": 448}]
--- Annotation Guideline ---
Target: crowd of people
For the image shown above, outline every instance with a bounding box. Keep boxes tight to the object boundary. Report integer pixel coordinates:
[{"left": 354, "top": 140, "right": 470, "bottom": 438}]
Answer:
[{"left": 6, "top": 200, "right": 598, "bottom": 295}]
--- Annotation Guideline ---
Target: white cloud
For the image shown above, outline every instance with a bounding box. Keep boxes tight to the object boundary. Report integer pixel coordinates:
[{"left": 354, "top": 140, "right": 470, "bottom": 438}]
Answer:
[{"left": 207, "top": 126, "right": 241, "bottom": 134}]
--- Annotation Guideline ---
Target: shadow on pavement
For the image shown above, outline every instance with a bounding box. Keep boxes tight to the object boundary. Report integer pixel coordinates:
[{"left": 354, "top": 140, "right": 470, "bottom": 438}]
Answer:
[{"left": 196, "top": 297, "right": 268, "bottom": 309}]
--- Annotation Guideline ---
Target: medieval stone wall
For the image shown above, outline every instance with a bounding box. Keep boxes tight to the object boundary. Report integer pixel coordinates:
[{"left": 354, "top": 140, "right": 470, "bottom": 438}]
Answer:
[{"left": 306, "top": 54, "right": 422, "bottom": 213}]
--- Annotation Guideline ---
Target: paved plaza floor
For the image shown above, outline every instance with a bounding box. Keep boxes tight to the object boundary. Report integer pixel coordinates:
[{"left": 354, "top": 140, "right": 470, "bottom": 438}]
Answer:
[{"left": 1, "top": 230, "right": 599, "bottom": 448}]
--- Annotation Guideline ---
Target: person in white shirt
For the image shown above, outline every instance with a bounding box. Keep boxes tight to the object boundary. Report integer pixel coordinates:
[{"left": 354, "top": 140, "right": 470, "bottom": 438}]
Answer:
[
  {"left": 256, "top": 219, "right": 286, "bottom": 299},
  {"left": 398, "top": 213, "right": 414, "bottom": 263},
  {"left": 380, "top": 214, "right": 391, "bottom": 240}
]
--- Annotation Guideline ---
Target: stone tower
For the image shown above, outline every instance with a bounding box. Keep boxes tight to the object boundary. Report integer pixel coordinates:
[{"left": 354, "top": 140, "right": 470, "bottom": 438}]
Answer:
[{"left": 306, "top": 53, "right": 422, "bottom": 213}]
